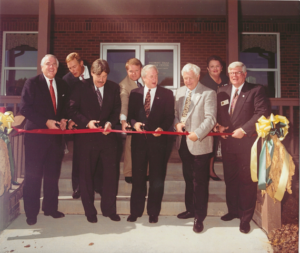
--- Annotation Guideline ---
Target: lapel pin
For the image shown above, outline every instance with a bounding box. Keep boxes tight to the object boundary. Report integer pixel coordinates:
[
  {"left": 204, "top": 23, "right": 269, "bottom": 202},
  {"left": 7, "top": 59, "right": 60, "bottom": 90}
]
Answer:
[
  {"left": 156, "top": 97, "right": 159, "bottom": 99},
  {"left": 242, "top": 95, "right": 245, "bottom": 97}
]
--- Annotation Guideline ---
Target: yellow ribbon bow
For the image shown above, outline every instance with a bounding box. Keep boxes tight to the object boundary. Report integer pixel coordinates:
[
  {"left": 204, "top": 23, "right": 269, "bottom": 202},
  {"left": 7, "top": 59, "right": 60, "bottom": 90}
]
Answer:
[{"left": 0, "top": 111, "right": 15, "bottom": 134}]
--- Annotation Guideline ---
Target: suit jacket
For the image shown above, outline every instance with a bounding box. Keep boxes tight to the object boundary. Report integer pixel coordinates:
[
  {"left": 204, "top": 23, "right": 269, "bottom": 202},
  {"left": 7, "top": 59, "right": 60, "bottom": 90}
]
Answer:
[
  {"left": 174, "top": 82, "right": 217, "bottom": 156},
  {"left": 119, "top": 75, "right": 139, "bottom": 118},
  {"left": 217, "top": 82, "right": 269, "bottom": 153},
  {"left": 63, "top": 68, "right": 91, "bottom": 97},
  {"left": 127, "top": 86, "right": 174, "bottom": 147},
  {"left": 20, "top": 74, "right": 68, "bottom": 131},
  {"left": 67, "top": 79, "right": 121, "bottom": 144}
]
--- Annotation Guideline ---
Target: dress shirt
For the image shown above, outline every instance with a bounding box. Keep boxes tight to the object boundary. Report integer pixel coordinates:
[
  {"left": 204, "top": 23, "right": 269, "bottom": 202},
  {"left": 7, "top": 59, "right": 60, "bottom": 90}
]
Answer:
[
  {"left": 44, "top": 75, "right": 57, "bottom": 108},
  {"left": 228, "top": 83, "right": 245, "bottom": 114},
  {"left": 79, "top": 65, "right": 90, "bottom": 80},
  {"left": 143, "top": 86, "right": 157, "bottom": 111}
]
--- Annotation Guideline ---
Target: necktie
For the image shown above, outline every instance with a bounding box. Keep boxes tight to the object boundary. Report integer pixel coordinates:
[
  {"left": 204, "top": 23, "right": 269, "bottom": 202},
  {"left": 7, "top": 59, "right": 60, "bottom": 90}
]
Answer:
[
  {"left": 180, "top": 90, "right": 192, "bottom": 123},
  {"left": 81, "top": 74, "right": 84, "bottom": 80},
  {"left": 137, "top": 81, "right": 142, "bottom": 88},
  {"left": 230, "top": 89, "right": 239, "bottom": 116},
  {"left": 144, "top": 89, "right": 151, "bottom": 118},
  {"left": 49, "top": 80, "right": 56, "bottom": 114},
  {"left": 96, "top": 88, "right": 103, "bottom": 108}
]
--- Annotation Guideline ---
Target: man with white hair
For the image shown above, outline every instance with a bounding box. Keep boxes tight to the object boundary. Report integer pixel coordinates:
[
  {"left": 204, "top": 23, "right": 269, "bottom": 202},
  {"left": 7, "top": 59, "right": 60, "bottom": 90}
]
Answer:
[
  {"left": 216, "top": 61, "right": 269, "bottom": 234},
  {"left": 20, "top": 54, "right": 69, "bottom": 226},
  {"left": 127, "top": 65, "right": 174, "bottom": 224},
  {"left": 174, "top": 63, "right": 217, "bottom": 233}
]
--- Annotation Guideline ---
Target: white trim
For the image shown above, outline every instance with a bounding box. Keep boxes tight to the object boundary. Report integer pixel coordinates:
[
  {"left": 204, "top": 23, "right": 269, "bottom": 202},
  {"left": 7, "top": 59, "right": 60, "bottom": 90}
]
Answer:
[
  {"left": 1, "top": 31, "right": 38, "bottom": 96},
  {"left": 100, "top": 42, "right": 181, "bottom": 91},
  {"left": 241, "top": 32, "right": 281, "bottom": 98}
]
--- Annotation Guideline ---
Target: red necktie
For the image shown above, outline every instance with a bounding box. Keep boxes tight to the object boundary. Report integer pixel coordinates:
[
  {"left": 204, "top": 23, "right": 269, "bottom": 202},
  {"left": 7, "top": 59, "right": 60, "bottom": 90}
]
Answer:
[
  {"left": 230, "top": 89, "right": 239, "bottom": 116},
  {"left": 81, "top": 74, "right": 84, "bottom": 80},
  {"left": 49, "top": 80, "right": 56, "bottom": 114}
]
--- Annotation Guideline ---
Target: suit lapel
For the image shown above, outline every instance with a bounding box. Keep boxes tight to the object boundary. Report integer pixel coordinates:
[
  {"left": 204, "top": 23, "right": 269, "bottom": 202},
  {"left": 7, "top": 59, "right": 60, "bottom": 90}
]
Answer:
[
  {"left": 231, "top": 82, "right": 250, "bottom": 121},
  {"left": 39, "top": 75, "right": 55, "bottom": 114}
]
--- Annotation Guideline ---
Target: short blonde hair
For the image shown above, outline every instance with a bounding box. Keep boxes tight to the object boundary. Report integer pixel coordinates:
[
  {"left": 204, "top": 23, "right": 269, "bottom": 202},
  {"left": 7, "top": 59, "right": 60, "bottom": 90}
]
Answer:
[
  {"left": 66, "top": 52, "right": 82, "bottom": 64},
  {"left": 125, "top": 58, "right": 142, "bottom": 70}
]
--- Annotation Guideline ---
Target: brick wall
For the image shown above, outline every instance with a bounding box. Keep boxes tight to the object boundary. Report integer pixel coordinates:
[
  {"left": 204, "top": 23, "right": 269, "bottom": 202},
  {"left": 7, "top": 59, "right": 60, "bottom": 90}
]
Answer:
[{"left": 0, "top": 15, "right": 299, "bottom": 98}]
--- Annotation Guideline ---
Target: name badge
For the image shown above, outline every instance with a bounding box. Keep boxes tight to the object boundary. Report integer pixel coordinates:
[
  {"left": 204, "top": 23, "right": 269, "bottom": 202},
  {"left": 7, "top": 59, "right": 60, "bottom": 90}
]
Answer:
[{"left": 221, "top": 99, "right": 229, "bottom": 106}]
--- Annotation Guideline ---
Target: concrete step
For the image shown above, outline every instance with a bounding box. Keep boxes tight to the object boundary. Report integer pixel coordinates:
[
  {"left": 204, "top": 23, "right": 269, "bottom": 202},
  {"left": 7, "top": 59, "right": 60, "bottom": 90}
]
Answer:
[{"left": 20, "top": 193, "right": 227, "bottom": 216}]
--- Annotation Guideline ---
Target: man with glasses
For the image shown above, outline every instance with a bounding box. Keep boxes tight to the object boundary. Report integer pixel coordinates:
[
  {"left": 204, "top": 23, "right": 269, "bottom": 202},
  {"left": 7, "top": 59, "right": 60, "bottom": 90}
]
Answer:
[{"left": 216, "top": 61, "right": 269, "bottom": 234}]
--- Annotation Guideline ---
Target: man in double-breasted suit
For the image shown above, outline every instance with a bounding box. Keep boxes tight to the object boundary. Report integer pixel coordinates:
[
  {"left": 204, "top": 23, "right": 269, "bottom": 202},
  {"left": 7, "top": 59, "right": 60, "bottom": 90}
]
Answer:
[
  {"left": 216, "top": 61, "right": 269, "bottom": 234},
  {"left": 126, "top": 65, "right": 174, "bottom": 224},
  {"left": 20, "top": 54, "right": 68, "bottom": 226},
  {"left": 63, "top": 52, "right": 92, "bottom": 199},
  {"left": 174, "top": 63, "right": 217, "bottom": 233},
  {"left": 119, "top": 58, "right": 144, "bottom": 184},
  {"left": 67, "top": 59, "right": 121, "bottom": 223}
]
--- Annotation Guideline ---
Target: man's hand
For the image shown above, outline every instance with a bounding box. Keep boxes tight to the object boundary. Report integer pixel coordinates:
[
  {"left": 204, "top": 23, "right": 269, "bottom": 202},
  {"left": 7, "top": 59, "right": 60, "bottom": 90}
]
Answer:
[
  {"left": 88, "top": 120, "right": 101, "bottom": 129},
  {"left": 175, "top": 122, "right": 185, "bottom": 132},
  {"left": 187, "top": 132, "right": 198, "bottom": 142},
  {"left": 46, "top": 119, "right": 60, "bottom": 129},
  {"left": 218, "top": 124, "right": 229, "bottom": 139},
  {"left": 68, "top": 120, "right": 77, "bottom": 130},
  {"left": 134, "top": 122, "right": 144, "bottom": 132},
  {"left": 121, "top": 120, "right": 129, "bottom": 132},
  {"left": 60, "top": 119, "right": 68, "bottom": 131},
  {"left": 153, "top": 127, "right": 163, "bottom": 137},
  {"left": 232, "top": 128, "right": 245, "bottom": 139},
  {"left": 103, "top": 122, "right": 111, "bottom": 135}
]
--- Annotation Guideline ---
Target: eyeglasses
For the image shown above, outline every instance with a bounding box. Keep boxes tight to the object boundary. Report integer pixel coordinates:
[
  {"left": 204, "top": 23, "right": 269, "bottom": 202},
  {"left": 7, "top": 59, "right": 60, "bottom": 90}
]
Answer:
[{"left": 229, "top": 71, "right": 243, "bottom": 76}]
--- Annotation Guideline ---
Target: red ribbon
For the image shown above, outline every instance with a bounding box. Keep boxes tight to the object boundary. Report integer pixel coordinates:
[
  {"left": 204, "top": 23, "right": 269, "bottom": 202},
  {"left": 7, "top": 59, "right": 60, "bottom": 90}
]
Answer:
[{"left": 12, "top": 127, "right": 232, "bottom": 136}]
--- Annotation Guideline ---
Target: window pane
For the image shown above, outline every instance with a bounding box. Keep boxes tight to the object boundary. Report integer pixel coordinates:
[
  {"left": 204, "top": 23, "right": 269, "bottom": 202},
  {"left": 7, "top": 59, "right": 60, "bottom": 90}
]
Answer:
[
  {"left": 246, "top": 70, "right": 275, "bottom": 98},
  {"left": 145, "top": 50, "right": 173, "bottom": 87},
  {"left": 107, "top": 50, "right": 135, "bottom": 84},
  {"left": 240, "top": 34, "right": 277, "bottom": 68},
  {"left": 5, "top": 70, "right": 36, "bottom": 96},
  {"left": 5, "top": 33, "right": 38, "bottom": 67}
]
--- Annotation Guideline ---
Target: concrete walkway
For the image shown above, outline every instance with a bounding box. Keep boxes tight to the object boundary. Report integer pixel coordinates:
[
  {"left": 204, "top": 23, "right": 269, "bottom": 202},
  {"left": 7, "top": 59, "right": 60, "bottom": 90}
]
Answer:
[{"left": 0, "top": 214, "right": 272, "bottom": 253}]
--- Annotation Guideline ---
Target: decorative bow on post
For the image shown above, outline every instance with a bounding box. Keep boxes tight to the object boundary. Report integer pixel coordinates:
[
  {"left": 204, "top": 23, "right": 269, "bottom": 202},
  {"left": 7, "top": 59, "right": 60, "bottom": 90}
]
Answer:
[
  {"left": 0, "top": 111, "right": 18, "bottom": 187},
  {"left": 250, "top": 114, "right": 295, "bottom": 202}
]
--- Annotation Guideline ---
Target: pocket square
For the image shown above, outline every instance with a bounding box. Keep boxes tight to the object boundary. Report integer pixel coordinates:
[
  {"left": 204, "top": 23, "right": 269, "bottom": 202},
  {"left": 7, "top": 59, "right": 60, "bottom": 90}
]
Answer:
[
  {"left": 221, "top": 99, "right": 229, "bottom": 106},
  {"left": 62, "top": 94, "right": 65, "bottom": 97}
]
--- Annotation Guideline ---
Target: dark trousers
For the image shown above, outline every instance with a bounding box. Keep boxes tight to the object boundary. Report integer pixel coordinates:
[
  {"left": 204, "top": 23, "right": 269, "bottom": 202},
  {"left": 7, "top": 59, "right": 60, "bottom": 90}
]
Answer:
[
  {"left": 178, "top": 136, "right": 210, "bottom": 222},
  {"left": 72, "top": 136, "right": 80, "bottom": 192},
  {"left": 78, "top": 133, "right": 118, "bottom": 217},
  {"left": 222, "top": 151, "right": 257, "bottom": 223},
  {"left": 130, "top": 139, "right": 167, "bottom": 217},
  {"left": 23, "top": 135, "right": 64, "bottom": 219}
]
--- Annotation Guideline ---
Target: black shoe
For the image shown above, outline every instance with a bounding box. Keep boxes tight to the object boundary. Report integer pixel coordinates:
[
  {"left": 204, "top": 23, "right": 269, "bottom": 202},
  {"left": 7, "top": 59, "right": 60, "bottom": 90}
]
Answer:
[
  {"left": 127, "top": 214, "right": 138, "bottom": 222},
  {"left": 44, "top": 211, "right": 65, "bottom": 219},
  {"left": 177, "top": 211, "right": 195, "bottom": 219},
  {"left": 125, "top": 177, "right": 132, "bottom": 184},
  {"left": 240, "top": 221, "right": 251, "bottom": 234},
  {"left": 72, "top": 190, "right": 80, "bottom": 199},
  {"left": 210, "top": 175, "right": 222, "bottom": 181},
  {"left": 87, "top": 215, "right": 98, "bottom": 223},
  {"left": 26, "top": 217, "right": 37, "bottom": 226},
  {"left": 193, "top": 219, "right": 204, "bottom": 233},
  {"left": 149, "top": 215, "right": 158, "bottom": 223},
  {"left": 108, "top": 213, "right": 121, "bottom": 222},
  {"left": 221, "top": 213, "right": 239, "bottom": 221}
]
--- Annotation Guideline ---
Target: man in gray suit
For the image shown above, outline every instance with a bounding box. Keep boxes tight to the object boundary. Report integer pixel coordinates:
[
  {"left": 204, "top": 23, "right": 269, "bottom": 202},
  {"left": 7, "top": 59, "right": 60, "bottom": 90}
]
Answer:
[
  {"left": 174, "top": 63, "right": 217, "bottom": 233},
  {"left": 119, "top": 58, "right": 143, "bottom": 184}
]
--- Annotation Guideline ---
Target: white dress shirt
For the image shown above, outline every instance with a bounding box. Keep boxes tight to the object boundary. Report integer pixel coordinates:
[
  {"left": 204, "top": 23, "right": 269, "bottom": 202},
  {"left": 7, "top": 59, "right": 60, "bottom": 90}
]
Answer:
[
  {"left": 44, "top": 75, "right": 57, "bottom": 108},
  {"left": 143, "top": 86, "right": 157, "bottom": 111},
  {"left": 79, "top": 65, "right": 90, "bottom": 80}
]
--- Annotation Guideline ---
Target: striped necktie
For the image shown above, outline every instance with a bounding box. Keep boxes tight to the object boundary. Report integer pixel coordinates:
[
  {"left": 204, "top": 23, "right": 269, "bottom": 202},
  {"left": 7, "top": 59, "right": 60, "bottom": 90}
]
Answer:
[
  {"left": 96, "top": 88, "right": 103, "bottom": 108},
  {"left": 144, "top": 89, "right": 151, "bottom": 117},
  {"left": 49, "top": 80, "right": 56, "bottom": 114},
  {"left": 230, "top": 89, "right": 239, "bottom": 116}
]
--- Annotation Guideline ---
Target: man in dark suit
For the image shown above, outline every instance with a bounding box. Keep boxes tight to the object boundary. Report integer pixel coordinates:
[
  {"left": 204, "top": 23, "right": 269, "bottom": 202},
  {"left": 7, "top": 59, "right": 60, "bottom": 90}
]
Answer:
[
  {"left": 67, "top": 59, "right": 121, "bottom": 223},
  {"left": 216, "top": 61, "right": 269, "bottom": 234},
  {"left": 126, "top": 65, "right": 174, "bottom": 224},
  {"left": 20, "top": 54, "right": 68, "bottom": 226},
  {"left": 63, "top": 52, "right": 91, "bottom": 199}
]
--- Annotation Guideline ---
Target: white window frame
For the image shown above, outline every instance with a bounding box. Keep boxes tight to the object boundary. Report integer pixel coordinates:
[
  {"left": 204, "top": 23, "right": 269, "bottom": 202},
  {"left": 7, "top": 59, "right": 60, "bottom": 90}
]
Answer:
[
  {"left": 100, "top": 43, "right": 181, "bottom": 93},
  {"left": 241, "top": 32, "right": 281, "bottom": 98},
  {"left": 1, "top": 31, "right": 38, "bottom": 96}
]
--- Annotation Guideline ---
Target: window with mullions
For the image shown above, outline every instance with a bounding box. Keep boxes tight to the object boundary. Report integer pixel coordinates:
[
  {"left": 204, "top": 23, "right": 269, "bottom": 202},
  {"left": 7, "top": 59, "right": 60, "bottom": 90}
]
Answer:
[
  {"left": 239, "top": 33, "right": 281, "bottom": 98},
  {"left": 1, "top": 32, "right": 38, "bottom": 96}
]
